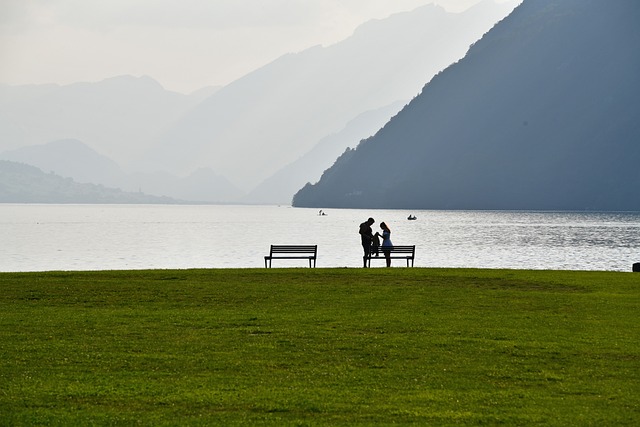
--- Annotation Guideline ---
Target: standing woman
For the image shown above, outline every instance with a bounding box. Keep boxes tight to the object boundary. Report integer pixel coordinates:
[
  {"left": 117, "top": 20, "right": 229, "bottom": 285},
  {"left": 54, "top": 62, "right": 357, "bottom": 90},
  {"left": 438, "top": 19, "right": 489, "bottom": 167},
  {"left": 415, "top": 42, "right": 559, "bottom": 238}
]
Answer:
[{"left": 380, "top": 222, "right": 393, "bottom": 267}]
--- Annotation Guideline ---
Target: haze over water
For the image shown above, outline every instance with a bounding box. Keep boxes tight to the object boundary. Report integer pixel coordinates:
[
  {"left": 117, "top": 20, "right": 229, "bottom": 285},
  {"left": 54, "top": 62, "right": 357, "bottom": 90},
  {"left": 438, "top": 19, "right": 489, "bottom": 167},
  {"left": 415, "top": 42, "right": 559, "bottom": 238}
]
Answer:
[{"left": 1, "top": 204, "right": 638, "bottom": 272}]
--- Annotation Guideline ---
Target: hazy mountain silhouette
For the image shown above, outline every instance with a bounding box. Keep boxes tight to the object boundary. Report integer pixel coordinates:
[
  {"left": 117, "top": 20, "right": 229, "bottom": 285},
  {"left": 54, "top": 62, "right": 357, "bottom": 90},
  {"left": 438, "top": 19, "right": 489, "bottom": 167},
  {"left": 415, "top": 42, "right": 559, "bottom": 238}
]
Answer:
[
  {"left": 293, "top": 0, "right": 640, "bottom": 211},
  {"left": 0, "top": 160, "right": 180, "bottom": 204},
  {"left": 144, "top": 1, "right": 520, "bottom": 193},
  {"left": 126, "top": 168, "right": 242, "bottom": 203},
  {"left": 243, "top": 101, "right": 406, "bottom": 204},
  {"left": 0, "top": 139, "right": 242, "bottom": 203},
  {"left": 1, "top": 139, "right": 126, "bottom": 188},
  {"left": 0, "top": 3, "right": 517, "bottom": 204},
  {"left": 0, "top": 75, "right": 219, "bottom": 169}
]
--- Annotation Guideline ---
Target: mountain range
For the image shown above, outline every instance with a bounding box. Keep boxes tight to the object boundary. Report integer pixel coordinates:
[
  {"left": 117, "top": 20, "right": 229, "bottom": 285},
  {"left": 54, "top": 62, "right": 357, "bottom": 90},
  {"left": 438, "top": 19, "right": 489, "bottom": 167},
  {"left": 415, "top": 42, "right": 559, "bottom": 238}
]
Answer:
[
  {"left": 0, "top": 1, "right": 519, "bottom": 204},
  {"left": 293, "top": 0, "right": 640, "bottom": 211},
  {"left": 144, "top": 1, "right": 519, "bottom": 199},
  {"left": 0, "top": 75, "right": 218, "bottom": 168}
]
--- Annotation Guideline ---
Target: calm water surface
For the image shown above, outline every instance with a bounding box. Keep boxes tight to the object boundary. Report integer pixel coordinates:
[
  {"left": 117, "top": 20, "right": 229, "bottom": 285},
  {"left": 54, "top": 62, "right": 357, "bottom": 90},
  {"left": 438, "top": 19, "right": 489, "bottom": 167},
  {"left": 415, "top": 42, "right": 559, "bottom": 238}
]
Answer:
[{"left": 1, "top": 204, "right": 639, "bottom": 272}]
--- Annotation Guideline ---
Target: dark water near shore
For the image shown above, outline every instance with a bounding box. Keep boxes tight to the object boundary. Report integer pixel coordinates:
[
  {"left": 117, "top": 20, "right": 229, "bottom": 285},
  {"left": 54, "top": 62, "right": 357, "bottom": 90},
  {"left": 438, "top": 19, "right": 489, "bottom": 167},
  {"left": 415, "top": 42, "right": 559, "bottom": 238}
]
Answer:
[{"left": 1, "top": 204, "right": 639, "bottom": 272}]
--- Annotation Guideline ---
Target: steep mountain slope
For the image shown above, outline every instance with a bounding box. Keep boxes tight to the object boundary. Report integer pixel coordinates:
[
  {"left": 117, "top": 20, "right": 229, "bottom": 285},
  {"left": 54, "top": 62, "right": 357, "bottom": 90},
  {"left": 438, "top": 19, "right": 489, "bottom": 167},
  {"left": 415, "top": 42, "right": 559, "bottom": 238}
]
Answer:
[
  {"left": 293, "top": 0, "right": 640, "bottom": 211},
  {"left": 243, "top": 101, "right": 405, "bottom": 204},
  {"left": 144, "top": 1, "right": 520, "bottom": 191}
]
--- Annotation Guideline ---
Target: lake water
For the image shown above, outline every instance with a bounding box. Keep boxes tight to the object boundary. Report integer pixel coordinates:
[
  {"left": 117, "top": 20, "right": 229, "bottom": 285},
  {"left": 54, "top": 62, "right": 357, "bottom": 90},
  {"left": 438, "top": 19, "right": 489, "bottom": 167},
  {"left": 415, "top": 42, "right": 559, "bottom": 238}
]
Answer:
[{"left": 1, "top": 204, "right": 639, "bottom": 272}]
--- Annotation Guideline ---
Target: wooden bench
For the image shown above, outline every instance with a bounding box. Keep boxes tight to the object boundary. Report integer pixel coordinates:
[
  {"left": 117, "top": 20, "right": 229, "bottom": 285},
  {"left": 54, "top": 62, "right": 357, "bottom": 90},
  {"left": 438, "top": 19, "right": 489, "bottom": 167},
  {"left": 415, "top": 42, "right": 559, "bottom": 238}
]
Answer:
[
  {"left": 264, "top": 245, "right": 317, "bottom": 268},
  {"left": 367, "top": 245, "right": 415, "bottom": 267}
]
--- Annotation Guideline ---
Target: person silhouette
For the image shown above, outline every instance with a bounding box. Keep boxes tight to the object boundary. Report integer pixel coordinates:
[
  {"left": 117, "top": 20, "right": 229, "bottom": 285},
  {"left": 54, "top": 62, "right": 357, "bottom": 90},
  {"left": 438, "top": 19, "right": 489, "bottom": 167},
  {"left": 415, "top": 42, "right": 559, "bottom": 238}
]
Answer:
[
  {"left": 380, "top": 222, "right": 393, "bottom": 267},
  {"left": 359, "top": 217, "right": 375, "bottom": 267}
]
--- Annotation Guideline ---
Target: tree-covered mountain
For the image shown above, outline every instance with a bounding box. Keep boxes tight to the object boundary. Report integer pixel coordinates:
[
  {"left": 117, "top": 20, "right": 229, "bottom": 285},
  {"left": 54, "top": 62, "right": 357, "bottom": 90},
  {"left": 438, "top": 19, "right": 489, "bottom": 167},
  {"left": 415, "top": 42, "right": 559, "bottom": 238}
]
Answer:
[
  {"left": 0, "top": 161, "right": 180, "bottom": 204},
  {"left": 293, "top": 0, "right": 640, "bottom": 211}
]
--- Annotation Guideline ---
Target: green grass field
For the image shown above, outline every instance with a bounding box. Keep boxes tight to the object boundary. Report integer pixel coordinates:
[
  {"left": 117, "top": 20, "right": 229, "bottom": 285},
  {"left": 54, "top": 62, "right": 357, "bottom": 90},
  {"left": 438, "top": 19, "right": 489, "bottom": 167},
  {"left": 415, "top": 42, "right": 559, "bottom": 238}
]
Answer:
[{"left": 1, "top": 268, "right": 639, "bottom": 425}]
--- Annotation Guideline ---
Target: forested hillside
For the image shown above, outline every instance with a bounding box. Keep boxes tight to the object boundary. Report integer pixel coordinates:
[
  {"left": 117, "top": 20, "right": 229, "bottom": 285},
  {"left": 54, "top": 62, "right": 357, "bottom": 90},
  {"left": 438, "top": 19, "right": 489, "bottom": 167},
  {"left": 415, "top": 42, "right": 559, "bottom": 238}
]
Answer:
[{"left": 293, "top": 0, "right": 640, "bottom": 211}]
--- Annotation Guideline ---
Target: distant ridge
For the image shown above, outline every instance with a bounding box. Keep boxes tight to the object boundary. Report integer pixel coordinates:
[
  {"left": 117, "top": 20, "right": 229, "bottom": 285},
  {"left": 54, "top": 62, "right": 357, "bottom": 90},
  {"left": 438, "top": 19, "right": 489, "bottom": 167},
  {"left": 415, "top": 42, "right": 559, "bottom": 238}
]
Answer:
[
  {"left": 0, "top": 75, "right": 216, "bottom": 169},
  {"left": 0, "top": 161, "right": 180, "bottom": 204},
  {"left": 293, "top": 0, "right": 640, "bottom": 211},
  {"left": 1, "top": 139, "right": 125, "bottom": 188},
  {"left": 0, "top": 139, "right": 243, "bottom": 204}
]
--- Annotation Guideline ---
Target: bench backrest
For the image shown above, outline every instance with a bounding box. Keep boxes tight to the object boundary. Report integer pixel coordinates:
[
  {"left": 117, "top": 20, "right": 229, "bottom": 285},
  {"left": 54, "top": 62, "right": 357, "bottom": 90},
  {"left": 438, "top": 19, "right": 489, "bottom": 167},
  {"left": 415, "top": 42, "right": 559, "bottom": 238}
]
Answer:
[
  {"left": 270, "top": 245, "right": 317, "bottom": 255},
  {"left": 379, "top": 245, "right": 415, "bottom": 254}
]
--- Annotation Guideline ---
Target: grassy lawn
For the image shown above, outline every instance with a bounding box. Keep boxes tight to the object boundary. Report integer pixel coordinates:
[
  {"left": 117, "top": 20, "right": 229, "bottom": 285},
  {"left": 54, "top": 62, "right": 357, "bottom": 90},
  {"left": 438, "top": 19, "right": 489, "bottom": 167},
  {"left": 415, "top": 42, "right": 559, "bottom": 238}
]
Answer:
[{"left": 1, "top": 268, "right": 639, "bottom": 425}]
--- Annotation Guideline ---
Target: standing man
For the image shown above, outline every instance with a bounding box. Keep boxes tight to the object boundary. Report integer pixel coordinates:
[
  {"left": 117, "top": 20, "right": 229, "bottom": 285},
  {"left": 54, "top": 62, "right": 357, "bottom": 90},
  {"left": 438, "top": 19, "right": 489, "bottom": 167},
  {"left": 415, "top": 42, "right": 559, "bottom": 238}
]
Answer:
[{"left": 359, "top": 217, "right": 375, "bottom": 268}]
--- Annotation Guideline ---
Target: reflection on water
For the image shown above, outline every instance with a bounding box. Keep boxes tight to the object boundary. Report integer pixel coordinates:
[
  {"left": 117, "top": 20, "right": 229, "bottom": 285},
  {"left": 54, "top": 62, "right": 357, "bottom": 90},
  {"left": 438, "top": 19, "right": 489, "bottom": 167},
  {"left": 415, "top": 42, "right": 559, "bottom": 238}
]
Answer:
[{"left": 1, "top": 204, "right": 639, "bottom": 272}]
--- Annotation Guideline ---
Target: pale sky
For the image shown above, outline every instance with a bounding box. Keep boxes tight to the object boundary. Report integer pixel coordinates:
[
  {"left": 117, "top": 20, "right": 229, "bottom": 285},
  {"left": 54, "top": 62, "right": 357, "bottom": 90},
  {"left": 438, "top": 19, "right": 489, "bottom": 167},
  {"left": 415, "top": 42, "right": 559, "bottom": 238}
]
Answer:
[{"left": 0, "top": 0, "right": 513, "bottom": 94}]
